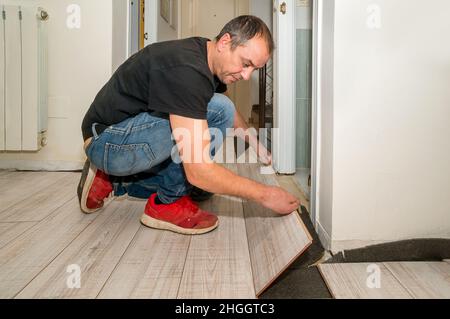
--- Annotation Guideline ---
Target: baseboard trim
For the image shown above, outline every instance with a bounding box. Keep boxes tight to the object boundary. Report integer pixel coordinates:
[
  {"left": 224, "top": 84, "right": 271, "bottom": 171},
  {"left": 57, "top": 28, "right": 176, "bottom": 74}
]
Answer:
[
  {"left": 329, "top": 236, "right": 450, "bottom": 255},
  {"left": 330, "top": 240, "right": 390, "bottom": 255},
  {"left": 316, "top": 221, "right": 332, "bottom": 251}
]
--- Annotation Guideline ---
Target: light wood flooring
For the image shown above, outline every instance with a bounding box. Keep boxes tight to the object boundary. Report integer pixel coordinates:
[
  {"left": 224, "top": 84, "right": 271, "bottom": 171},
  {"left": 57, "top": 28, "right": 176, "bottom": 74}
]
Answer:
[
  {"left": 0, "top": 164, "right": 311, "bottom": 299},
  {"left": 318, "top": 261, "right": 450, "bottom": 299}
]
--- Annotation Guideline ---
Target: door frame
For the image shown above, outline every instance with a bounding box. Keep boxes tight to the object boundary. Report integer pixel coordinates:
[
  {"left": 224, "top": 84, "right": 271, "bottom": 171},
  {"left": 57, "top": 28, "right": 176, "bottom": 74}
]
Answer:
[
  {"left": 137, "top": 0, "right": 323, "bottom": 228},
  {"left": 273, "top": 0, "right": 321, "bottom": 227},
  {"left": 144, "top": 0, "right": 158, "bottom": 46},
  {"left": 128, "top": 0, "right": 140, "bottom": 55},
  {"left": 310, "top": 0, "right": 321, "bottom": 226},
  {"left": 272, "top": 0, "right": 296, "bottom": 175}
]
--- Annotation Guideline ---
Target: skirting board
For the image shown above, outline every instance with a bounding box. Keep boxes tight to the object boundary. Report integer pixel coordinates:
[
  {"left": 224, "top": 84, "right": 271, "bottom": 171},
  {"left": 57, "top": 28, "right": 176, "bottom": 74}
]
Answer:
[
  {"left": 315, "top": 221, "right": 450, "bottom": 254},
  {"left": 316, "top": 221, "right": 331, "bottom": 251},
  {"left": 317, "top": 223, "right": 409, "bottom": 254},
  {"left": 328, "top": 237, "right": 450, "bottom": 255},
  {"left": 316, "top": 222, "right": 417, "bottom": 253}
]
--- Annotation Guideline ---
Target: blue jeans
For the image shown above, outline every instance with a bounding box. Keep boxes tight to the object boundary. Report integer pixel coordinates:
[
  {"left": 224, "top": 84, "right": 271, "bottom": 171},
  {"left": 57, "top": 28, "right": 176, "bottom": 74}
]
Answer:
[{"left": 85, "top": 93, "right": 235, "bottom": 204}]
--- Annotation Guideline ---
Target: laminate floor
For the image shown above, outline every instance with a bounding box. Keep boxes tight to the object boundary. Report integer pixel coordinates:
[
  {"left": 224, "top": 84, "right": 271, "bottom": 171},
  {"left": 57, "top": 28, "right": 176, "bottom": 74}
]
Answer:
[
  {"left": 0, "top": 165, "right": 311, "bottom": 299},
  {"left": 318, "top": 261, "right": 450, "bottom": 299}
]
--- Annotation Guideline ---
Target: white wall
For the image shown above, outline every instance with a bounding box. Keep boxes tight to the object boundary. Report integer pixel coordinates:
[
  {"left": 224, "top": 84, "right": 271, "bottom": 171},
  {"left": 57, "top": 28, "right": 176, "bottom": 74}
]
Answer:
[
  {"left": 317, "top": 0, "right": 450, "bottom": 251},
  {"left": 112, "top": 0, "right": 129, "bottom": 72},
  {"left": 157, "top": 0, "right": 178, "bottom": 41},
  {"left": 0, "top": 0, "right": 114, "bottom": 170}
]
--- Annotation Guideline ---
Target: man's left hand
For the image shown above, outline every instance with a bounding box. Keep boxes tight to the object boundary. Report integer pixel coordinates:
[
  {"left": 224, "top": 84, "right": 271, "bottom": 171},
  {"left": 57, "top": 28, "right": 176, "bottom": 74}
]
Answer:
[{"left": 257, "top": 142, "right": 272, "bottom": 165}]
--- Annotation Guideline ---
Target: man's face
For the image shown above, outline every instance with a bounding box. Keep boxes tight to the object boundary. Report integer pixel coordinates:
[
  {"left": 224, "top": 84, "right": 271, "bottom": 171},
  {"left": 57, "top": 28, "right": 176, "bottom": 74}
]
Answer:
[{"left": 215, "top": 34, "right": 270, "bottom": 85}]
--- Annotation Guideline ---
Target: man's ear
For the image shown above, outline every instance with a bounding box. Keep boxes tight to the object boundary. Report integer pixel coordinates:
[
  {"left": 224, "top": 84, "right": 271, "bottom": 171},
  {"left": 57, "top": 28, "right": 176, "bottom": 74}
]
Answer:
[{"left": 217, "top": 33, "right": 232, "bottom": 52}]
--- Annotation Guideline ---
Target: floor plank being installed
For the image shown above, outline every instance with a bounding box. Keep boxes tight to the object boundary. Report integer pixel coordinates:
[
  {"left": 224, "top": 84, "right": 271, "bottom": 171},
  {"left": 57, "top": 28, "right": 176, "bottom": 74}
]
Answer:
[
  {"left": 0, "top": 166, "right": 311, "bottom": 299},
  {"left": 237, "top": 164, "right": 313, "bottom": 296},
  {"left": 318, "top": 262, "right": 450, "bottom": 299},
  {"left": 177, "top": 164, "right": 255, "bottom": 299}
]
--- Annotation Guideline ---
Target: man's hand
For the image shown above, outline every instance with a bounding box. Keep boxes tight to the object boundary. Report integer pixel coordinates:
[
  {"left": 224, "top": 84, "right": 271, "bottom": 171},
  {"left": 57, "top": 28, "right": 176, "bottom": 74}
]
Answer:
[
  {"left": 169, "top": 113, "right": 299, "bottom": 215},
  {"left": 260, "top": 186, "right": 301, "bottom": 215},
  {"left": 256, "top": 141, "right": 272, "bottom": 165}
]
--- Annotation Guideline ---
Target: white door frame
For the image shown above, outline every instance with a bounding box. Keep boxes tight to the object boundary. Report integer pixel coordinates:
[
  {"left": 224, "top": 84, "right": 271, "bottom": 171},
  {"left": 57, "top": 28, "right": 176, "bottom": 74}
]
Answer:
[
  {"left": 310, "top": 0, "right": 321, "bottom": 226},
  {"left": 144, "top": 0, "right": 158, "bottom": 46},
  {"left": 273, "top": 0, "right": 321, "bottom": 227},
  {"left": 141, "top": 0, "right": 322, "bottom": 227},
  {"left": 128, "top": 0, "right": 140, "bottom": 55},
  {"left": 272, "top": 0, "right": 297, "bottom": 175}
]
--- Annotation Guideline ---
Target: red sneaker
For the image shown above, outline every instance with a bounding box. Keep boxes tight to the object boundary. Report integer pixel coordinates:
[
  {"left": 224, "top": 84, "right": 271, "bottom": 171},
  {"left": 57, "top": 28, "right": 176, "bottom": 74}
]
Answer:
[
  {"left": 78, "top": 160, "right": 114, "bottom": 214},
  {"left": 141, "top": 193, "right": 219, "bottom": 235}
]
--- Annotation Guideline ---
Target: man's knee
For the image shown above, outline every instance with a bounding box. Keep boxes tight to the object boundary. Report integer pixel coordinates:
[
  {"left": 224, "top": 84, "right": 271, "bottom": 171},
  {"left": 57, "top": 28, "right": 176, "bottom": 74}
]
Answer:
[{"left": 207, "top": 93, "right": 235, "bottom": 129}]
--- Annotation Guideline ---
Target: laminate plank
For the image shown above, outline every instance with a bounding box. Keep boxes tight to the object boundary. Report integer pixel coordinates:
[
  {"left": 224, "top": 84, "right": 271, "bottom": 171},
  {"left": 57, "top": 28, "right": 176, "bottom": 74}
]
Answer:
[
  {"left": 0, "top": 197, "right": 97, "bottom": 298},
  {"left": 0, "top": 171, "right": 25, "bottom": 181},
  {"left": 16, "top": 199, "right": 143, "bottom": 298},
  {"left": 318, "top": 263, "right": 413, "bottom": 299},
  {"left": 0, "top": 222, "right": 36, "bottom": 249},
  {"left": 177, "top": 165, "right": 255, "bottom": 299},
  {"left": 0, "top": 170, "right": 18, "bottom": 178},
  {"left": 384, "top": 262, "right": 450, "bottom": 299},
  {"left": 237, "top": 163, "right": 312, "bottom": 297},
  {"left": 275, "top": 175, "right": 310, "bottom": 214},
  {"left": 98, "top": 226, "right": 190, "bottom": 299},
  {"left": 0, "top": 171, "right": 70, "bottom": 213},
  {"left": 0, "top": 173, "right": 80, "bottom": 222}
]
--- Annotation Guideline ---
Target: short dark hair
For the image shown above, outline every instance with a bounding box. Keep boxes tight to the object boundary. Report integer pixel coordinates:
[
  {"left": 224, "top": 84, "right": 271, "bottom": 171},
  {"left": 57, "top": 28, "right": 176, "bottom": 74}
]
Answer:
[{"left": 215, "top": 15, "right": 274, "bottom": 54}]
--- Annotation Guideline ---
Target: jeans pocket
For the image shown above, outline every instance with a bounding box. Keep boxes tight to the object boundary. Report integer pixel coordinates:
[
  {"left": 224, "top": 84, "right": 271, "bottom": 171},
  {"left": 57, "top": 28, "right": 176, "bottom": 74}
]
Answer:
[{"left": 104, "top": 143, "right": 156, "bottom": 176}]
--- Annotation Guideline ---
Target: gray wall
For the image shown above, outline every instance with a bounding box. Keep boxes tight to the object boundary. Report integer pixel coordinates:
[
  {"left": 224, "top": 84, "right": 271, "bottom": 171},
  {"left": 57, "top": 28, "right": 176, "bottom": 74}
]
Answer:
[{"left": 295, "top": 3, "right": 313, "bottom": 169}]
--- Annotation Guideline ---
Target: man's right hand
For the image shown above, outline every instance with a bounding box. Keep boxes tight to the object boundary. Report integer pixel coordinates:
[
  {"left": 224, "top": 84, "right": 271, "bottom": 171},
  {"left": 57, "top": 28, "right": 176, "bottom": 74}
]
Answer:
[
  {"left": 260, "top": 186, "right": 301, "bottom": 215},
  {"left": 169, "top": 114, "right": 301, "bottom": 215}
]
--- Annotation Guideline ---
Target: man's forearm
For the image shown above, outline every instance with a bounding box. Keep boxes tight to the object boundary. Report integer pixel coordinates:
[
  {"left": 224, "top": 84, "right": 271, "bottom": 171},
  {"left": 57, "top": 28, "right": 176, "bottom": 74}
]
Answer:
[
  {"left": 185, "top": 162, "right": 267, "bottom": 203},
  {"left": 233, "top": 109, "right": 259, "bottom": 148}
]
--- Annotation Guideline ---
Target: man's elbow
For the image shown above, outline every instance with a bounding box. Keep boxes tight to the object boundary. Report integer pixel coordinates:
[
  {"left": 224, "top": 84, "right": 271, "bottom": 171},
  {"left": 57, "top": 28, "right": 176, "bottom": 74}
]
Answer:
[
  {"left": 184, "top": 164, "right": 204, "bottom": 187},
  {"left": 185, "top": 169, "right": 199, "bottom": 187},
  {"left": 184, "top": 163, "right": 215, "bottom": 189}
]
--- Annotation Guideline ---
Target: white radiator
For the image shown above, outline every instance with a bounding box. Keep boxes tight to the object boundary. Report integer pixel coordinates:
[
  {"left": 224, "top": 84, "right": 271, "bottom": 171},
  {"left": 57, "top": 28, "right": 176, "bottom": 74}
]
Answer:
[{"left": 0, "top": 5, "right": 48, "bottom": 151}]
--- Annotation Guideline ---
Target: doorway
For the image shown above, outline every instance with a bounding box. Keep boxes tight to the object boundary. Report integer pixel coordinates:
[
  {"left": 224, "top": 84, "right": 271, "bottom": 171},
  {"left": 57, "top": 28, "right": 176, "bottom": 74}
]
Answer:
[
  {"left": 128, "top": 0, "right": 146, "bottom": 56},
  {"left": 131, "top": 0, "right": 319, "bottom": 227},
  {"left": 293, "top": 1, "right": 313, "bottom": 204},
  {"left": 179, "top": 0, "right": 252, "bottom": 122}
]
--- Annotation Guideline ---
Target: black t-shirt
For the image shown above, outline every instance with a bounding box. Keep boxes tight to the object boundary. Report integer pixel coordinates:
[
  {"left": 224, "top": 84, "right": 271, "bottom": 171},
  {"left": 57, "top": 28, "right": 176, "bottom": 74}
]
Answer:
[{"left": 81, "top": 37, "right": 227, "bottom": 140}]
